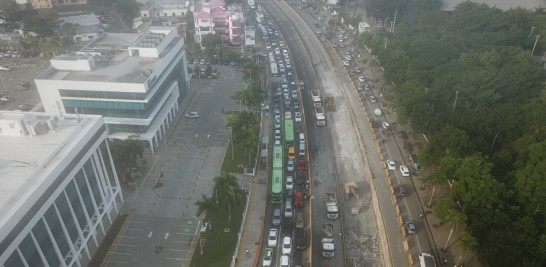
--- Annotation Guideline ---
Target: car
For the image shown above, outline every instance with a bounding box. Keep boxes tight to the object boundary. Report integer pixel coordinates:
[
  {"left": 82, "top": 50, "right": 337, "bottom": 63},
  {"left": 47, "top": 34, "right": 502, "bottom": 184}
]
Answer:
[
  {"left": 262, "top": 248, "right": 273, "bottom": 266},
  {"left": 273, "top": 93, "right": 280, "bottom": 102},
  {"left": 295, "top": 170, "right": 305, "bottom": 185},
  {"left": 386, "top": 160, "right": 396, "bottom": 170},
  {"left": 406, "top": 221, "right": 416, "bottom": 235},
  {"left": 230, "top": 61, "right": 235, "bottom": 65},
  {"left": 261, "top": 103, "right": 270, "bottom": 111},
  {"left": 275, "top": 118, "right": 281, "bottom": 129},
  {"left": 345, "top": 50, "right": 352, "bottom": 55},
  {"left": 0, "top": 96, "right": 10, "bottom": 102},
  {"left": 205, "top": 60, "right": 210, "bottom": 65},
  {"left": 0, "top": 65, "right": 12, "bottom": 71},
  {"left": 369, "top": 95, "right": 377, "bottom": 103},
  {"left": 291, "top": 90, "right": 298, "bottom": 99},
  {"left": 364, "top": 83, "right": 370, "bottom": 90},
  {"left": 282, "top": 236, "right": 292, "bottom": 254},
  {"left": 268, "top": 228, "right": 278, "bottom": 246},
  {"left": 279, "top": 40, "right": 285, "bottom": 47},
  {"left": 344, "top": 55, "right": 352, "bottom": 61},
  {"left": 285, "top": 176, "right": 294, "bottom": 190},
  {"left": 294, "top": 112, "right": 302, "bottom": 123},
  {"left": 274, "top": 139, "right": 281, "bottom": 147},
  {"left": 283, "top": 221, "right": 294, "bottom": 237},
  {"left": 18, "top": 104, "right": 33, "bottom": 111},
  {"left": 266, "top": 43, "right": 271, "bottom": 50},
  {"left": 339, "top": 43, "right": 345, "bottom": 48},
  {"left": 358, "top": 76, "right": 366, "bottom": 83},
  {"left": 357, "top": 83, "right": 364, "bottom": 91},
  {"left": 212, "top": 69, "right": 218, "bottom": 77},
  {"left": 193, "top": 59, "right": 199, "bottom": 64},
  {"left": 282, "top": 81, "right": 288, "bottom": 89},
  {"left": 275, "top": 130, "right": 281, "bottom": 140},
  {"left": 272, "top": 208, "right": 282, "bottom": 226},
  {"left": 185, "top": 112, "right": 199, "bottom": 118},
  {"left": 382, "top": 121, "right": 391, "bottom": 129},
  {"left": 355, "top": 66, "right": 361, "bottom": 73},
  {"left": 287, "top": 158, "right": 295, "bottom": 172},
  {"left": 349, "top": 69, "right": 356, "bottom": 76},
  {"left": 284, "top": 201, "right": 293, "bottom": 218},
  {"left": 400, "top": 165, "right": 410, "bottom": 177},
  {"left": 297, "top": 159, "right": 307, "bottom": 170},
  {"left": 199, "top": 59, "right": 205, "bottom": 65},
  {"left": 279, "top": 255, "right": 290, "bottom": 267},
  {"left": 342, "top": 60, "right": 350, "bottom": 66}
]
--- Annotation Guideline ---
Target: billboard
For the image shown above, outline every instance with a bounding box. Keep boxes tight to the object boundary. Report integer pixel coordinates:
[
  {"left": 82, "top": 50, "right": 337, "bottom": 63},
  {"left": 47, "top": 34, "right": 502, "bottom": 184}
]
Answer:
[{"left": 245, "top": 26, "right": 255, "bottom": 46}]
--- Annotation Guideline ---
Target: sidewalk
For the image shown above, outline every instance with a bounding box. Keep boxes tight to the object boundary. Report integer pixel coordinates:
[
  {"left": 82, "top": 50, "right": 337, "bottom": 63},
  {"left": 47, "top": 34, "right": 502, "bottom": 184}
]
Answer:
[{"left": 235, "top": 113, "right": 270, "bottom": 267}]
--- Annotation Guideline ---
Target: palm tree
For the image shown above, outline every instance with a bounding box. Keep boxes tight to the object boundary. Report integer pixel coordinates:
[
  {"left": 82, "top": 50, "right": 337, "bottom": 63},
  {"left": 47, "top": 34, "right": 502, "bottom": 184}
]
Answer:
[
  {"left": 213, "top": 172, "right": 242, "bottom": 222},
  {"left": 231, "top": 87, "right": 252, "bottom": 110},
  {"left": 240, "top": 126, "right": 257, "bottom": 165},
  {"left": 194, "top": 194, "right": 218, "bottom": 230}
]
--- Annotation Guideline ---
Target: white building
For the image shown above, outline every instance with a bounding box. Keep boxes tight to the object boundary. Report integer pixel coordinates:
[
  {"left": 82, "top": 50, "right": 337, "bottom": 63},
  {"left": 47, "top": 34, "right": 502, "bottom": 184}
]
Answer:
[
  {"left": 194, "top": 0, "right": 245, "bottom": 46},
  {"left": 35, "top": 27, "right": 190, "bottom": 153},
  {"left": 0, "top": 111, "right": 123, "bottom": 267}
]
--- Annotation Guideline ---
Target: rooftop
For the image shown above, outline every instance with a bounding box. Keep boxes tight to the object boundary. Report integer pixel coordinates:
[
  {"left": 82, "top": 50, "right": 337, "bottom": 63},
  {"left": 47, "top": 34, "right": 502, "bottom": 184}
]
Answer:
[
  {"left": 37, "top": 27, "right": 183, "bottom": 84},
  {"left": 0, "top": 112, "right": 104, "bottom": 233}
]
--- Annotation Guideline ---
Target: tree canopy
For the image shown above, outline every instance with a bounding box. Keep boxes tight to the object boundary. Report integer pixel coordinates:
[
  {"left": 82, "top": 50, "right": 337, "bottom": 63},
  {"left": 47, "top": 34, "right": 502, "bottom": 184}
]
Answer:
[{"left": 368, "top": 2, "right": 546, "bottom": 265}]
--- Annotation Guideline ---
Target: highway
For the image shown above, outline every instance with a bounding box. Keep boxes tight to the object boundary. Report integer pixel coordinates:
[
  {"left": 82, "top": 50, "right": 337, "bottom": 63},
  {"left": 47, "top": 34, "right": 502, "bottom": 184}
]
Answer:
[{"left": 260, "top": 1, "right": 438, "bottom": 266}]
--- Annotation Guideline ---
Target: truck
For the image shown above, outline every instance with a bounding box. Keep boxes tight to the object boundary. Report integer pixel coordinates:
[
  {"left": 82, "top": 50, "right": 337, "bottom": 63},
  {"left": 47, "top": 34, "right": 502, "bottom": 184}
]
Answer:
[
  {"left": 315, "top": 106, "right": 325, "bottom": 126},
  {"left": 418, "top": 253, "right": 436, "bottom": 267},
  {"left": 311, "top": 90, "right": 321, "bottom": 106},
  {"left": 295, "top": 212, "right": 304, "bottom": 229},
  {"left": 321, "top": 223, "right": 335, "bottom": 258},
  {"left": 325, "top": 192, "right": 339, "bottom": 219}
]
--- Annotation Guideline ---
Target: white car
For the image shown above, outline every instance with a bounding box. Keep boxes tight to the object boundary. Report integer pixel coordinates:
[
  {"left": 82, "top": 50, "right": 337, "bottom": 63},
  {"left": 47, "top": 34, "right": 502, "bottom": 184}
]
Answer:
[
  {"left": 262, "top": 248, "right": 273, "bottom": 266},
  {"left": 275, "top": 118, "right": 281, "bottom": 129},
  {"left": 274, "top": 139, "right": 281, "bottom": 147},
  {"left": 369, "top": 95, "right": 377, "bottom": 103},
  {"left": 382, "top": 122, "right": 391, "bottom": 129},
  {"left": 268, "top": 228, "right": 278, "bottom": 247},
  {"left": 342, "top": 60, "right": 350, "bottom": 66},
  {"left": 386, "top": 160, "right": 396, "bottom": 170},
  {"left": 279, "top": 255, "right": 290, "bottom": 267},
  {"left": 400, "top": 165, "right": 410, "bottom": 177},
  {"left": 358, "top": 76, "right": 365, "bottom": 83},
  {"left": 287, "top": 159, "right": 295, "bottom": 172},
  {"left": 294, "top": 112, "right": 302, "bottom": 123},
  {"left": 285, "top": 176, "right": 294, "bottom": 190},
  {"left": 282, "top": 236, "right": 292, "bottom": 254},
  {"left": 344, "top": 55, "right": 352, "bottom": 61},
  {"left": 275, "top": 130, "right": 281, "bottom": 140},
  {"left": 284, "top": 201, "right": 293, "bottom": 218},
  {"left": 185, "top": 112, "right": 199, "bottom": 118}
]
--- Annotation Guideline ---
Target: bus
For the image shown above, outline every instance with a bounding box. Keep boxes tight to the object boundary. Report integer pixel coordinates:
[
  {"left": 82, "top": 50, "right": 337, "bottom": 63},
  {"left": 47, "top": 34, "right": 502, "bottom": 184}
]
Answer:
[
  {"left": 284, "top": 119, "right": 294, "bottom": 148},
  {"left": 271, "top": 169, "right": 283, "bottom": 203},
  {"left": 271, "top": 146, "right": 283, "bottom": 203},
  {"left": 273, "top": 145, "right": 283, "bottom": 169}
]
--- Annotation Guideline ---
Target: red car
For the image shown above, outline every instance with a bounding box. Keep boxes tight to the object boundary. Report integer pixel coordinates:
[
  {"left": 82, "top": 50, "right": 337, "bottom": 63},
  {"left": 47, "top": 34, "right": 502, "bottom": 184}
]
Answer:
[
  {"left": 294, "top": 191, "right": 303, "bottom": 207},
  {"left": 297, "top": 159, "right": 308, "bottom": 170}
]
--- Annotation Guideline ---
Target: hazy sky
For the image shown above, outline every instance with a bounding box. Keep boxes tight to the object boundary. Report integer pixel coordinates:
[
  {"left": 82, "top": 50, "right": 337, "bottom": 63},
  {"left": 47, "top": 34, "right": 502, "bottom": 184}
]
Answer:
[{"left": 442, "top": 0, "right": 546, "bottom": 11}]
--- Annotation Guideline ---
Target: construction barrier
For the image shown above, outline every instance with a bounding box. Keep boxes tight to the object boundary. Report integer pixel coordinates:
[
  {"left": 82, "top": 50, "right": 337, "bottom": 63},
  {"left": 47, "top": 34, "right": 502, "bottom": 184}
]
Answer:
[
  {"left": 398, "top": 215, "right": 403, "bottom": 226},
  {"left": 408, "top": 254, "right": 414, "bottom": 265},
  {"left": 401, "top": 226, "right": 407, "bottom": 237},
  {"left": 403, "top": 239, "right": 409, "bottom": 251},
  {"left": 395, "top": 204, "right": 400, "bottom": 215}
]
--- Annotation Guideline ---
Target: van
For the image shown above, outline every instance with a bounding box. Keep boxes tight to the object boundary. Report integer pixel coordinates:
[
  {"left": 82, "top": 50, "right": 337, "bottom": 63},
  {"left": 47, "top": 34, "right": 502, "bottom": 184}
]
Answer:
[
  {"left": 299, "top": 133, "right": 305, "bottom": 144},
  {"left": 298, "top": 143, "right": 305, "bottom": 157},
  {"left": 272, "top": 208, "right": 281, "bottom": 226},
  {"left": 288, "top": 147, "right": 295, "bottom": 159}
]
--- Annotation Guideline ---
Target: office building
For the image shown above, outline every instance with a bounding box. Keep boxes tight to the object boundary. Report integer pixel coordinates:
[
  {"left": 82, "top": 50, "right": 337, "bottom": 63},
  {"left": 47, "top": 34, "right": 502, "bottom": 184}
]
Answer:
[
  {"left": 0, "top": 111, "right": 123, "bottom": 267},
  {"left": 35, "top": 27, "right": 190, "bottom": 153}
]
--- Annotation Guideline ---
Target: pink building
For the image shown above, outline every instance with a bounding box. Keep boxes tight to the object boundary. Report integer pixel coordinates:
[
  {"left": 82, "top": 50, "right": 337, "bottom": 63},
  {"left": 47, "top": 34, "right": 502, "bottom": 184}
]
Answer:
[{"left": 194, "top": 0, "right": 244, "bottom": 46}]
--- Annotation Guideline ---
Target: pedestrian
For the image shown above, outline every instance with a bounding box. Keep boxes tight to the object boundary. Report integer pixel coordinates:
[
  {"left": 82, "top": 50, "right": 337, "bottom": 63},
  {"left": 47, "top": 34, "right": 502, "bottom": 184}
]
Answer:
[
  {"left": 420, "top": 212, "right": 425, "bottom": 219},
  {"left": 315, "top": 179, "right": 318, "bottom": 187},
  {"left": 319, "top": 179, "right": 322, "bottom": 184},
  {"left": 221, "top": 108, "right": 224, "bottom": 113},
  {"left": 245, "top": 249, "right": 249, "bottom": 255}
]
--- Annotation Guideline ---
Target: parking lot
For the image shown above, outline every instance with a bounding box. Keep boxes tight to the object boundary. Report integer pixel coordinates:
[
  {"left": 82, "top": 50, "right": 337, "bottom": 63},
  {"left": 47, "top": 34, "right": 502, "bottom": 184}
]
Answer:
[
  {"left": 0, "top": 55, "right": 50, "bottom": 111},
  {"left": 102, "top": 215, "right": 202, "bottom": 267}
]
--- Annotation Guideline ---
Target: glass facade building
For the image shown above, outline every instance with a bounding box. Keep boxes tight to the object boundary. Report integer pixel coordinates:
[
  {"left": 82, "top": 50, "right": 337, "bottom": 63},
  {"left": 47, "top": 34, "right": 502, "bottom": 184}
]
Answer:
[
  {"left": 36, "top": 27, "right": 190, "bottom": 153},
  {"left": 0, "top": 112, "right": 123, "bottom": 267}
]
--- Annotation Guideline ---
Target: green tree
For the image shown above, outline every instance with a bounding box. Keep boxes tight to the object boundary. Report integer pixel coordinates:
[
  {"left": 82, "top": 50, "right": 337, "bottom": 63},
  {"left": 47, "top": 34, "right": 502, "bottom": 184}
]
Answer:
[
  {"left": 201, "top": 33, "right": 222, "bottom": 50},
  {"left": 185, "top": 11, "right": 195, "bottom": 43},
  {"left": 194, "top": 193, "right": 217, "bottom": 217},
  {"left": 109, "top": 138, "right": 144, "bottom": 181},
  {"left": 239, "top": 126, "right": 257, "bottom": 165},
  {"left": 213, "top": 172, "right": 242, "bottom": 222},
  {"left": 231, "top": 87, "right": 253, "bottom": 110},
  {"left": 114, "top": 0, "right": 140, "bottom": 28}
]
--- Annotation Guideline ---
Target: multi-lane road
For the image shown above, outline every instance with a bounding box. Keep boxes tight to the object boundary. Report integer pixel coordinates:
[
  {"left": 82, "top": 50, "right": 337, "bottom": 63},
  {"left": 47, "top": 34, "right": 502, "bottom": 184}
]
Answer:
[{"left": 258, "top": 0, "right": 438, "bottom": 266}]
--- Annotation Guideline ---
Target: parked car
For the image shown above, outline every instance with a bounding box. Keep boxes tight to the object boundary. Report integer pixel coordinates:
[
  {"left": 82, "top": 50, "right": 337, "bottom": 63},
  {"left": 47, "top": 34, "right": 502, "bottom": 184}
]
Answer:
[
  {"left": 369, "top": 95, "right": 377, "bottom": 103},
  {"left": 342, "top": 60, "right": 350, "bottom": 66},
  {"left": 185, "top": 112, "right": 199, "bottom": 118},
  {"left": 268, "top": 228, "right": 278, "bottom": 246},
  {"left": 406, "top": 221, "right": 416, "bottom": 235}
]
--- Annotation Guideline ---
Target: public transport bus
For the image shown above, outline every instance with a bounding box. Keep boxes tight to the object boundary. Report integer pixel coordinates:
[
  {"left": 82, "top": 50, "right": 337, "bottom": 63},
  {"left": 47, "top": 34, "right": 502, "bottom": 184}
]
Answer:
[
  {"left": 273, "top": 145, "right": 283, "bottom": 170},
  {"left": 271, "top": 169, "right": 283, "bottom": 203},
  {"left": 284, "top": 119, "right": 294, "bottom": 148}
]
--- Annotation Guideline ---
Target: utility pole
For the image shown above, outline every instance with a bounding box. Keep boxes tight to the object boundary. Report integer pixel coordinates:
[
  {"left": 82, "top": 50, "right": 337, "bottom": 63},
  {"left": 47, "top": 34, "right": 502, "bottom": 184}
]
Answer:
[
  {"left": 392, "top": 9, "right": 397, "bottom": 33},
  {"left": 452, "top": 91, "right": 459, "bottom": 112},
  {"left": 529, "top": 26, "right": 536, "bottom": 38},
  {"left": 489, "top": 132, "right": 498, "bottom": 154},
  {"left": 531, "top": 34, "right": 540, "bottom": 55}
]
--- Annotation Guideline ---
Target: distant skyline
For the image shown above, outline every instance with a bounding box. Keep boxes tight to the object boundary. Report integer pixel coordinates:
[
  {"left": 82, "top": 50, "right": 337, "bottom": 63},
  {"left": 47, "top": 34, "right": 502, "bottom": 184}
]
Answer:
[{"left": 442, "top": 0, "right": 546, "bottom": 11}]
